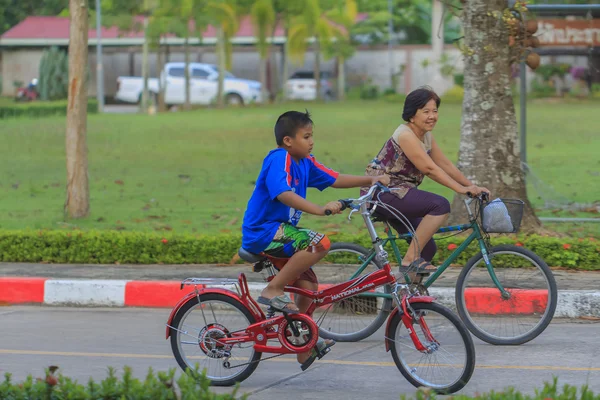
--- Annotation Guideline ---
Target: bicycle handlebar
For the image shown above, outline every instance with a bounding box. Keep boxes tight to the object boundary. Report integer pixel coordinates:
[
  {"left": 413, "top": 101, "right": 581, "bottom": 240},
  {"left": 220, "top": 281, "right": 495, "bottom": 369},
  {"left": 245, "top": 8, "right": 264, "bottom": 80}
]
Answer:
[
  {"left": 324, "top": 182, "right": 390, "bottom": 215},
  {"left": 466, "top": 191, "right": 489, "bottom": 202}
]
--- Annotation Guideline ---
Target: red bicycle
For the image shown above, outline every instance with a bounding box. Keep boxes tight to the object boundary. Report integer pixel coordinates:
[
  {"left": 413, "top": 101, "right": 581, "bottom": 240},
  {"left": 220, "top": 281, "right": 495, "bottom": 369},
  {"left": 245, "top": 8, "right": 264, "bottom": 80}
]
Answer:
[{"left": 166, "top": 184, "right": 476, "bottom": 394}]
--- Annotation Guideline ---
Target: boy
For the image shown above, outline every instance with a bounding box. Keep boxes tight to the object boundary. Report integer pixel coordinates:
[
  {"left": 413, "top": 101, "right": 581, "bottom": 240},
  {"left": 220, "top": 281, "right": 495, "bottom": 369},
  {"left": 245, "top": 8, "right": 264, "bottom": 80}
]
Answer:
[{"left": 241, "top": 110, "right": 389, "bottom": 369}]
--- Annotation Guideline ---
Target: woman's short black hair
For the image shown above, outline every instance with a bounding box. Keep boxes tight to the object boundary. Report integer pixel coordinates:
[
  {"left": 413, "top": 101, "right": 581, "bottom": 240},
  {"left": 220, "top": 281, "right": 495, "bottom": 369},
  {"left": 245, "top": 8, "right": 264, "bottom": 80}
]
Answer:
[
  {"left": 402, "top": 86, "right": 441, "bottom": 122},
  {"left": 274, "top": 109, "right": 313, "bottom": 146}
]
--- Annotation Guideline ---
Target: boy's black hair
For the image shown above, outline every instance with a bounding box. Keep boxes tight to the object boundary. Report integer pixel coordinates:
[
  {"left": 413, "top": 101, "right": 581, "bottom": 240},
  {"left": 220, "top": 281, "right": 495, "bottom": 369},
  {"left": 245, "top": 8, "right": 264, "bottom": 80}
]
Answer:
[
  {"left": 402, "top": 86, "right": 441, "bottom": 122},
  {"left": 274, "top": 109, "right": 313, "bottom": 146}
]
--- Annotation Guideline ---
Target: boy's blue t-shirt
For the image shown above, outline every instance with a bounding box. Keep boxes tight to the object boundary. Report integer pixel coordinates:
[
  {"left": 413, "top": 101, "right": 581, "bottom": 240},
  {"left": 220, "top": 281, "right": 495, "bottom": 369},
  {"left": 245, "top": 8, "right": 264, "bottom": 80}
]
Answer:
[{"left": 242, "top": 148, "right": 339, "bottom": 254}]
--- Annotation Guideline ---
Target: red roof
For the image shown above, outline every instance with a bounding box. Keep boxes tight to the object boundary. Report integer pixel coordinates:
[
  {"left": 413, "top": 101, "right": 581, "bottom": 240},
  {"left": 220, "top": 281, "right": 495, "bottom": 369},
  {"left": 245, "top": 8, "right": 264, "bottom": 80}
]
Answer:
[{"left": 2, "top": 14, "right": 368, "bottom": 40}]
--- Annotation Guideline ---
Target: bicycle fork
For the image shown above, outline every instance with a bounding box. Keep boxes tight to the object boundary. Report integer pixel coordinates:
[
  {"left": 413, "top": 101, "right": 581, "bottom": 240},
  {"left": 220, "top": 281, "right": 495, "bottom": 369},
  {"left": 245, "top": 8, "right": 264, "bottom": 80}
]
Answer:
[{"left": 389, "top": 286, "right": 438, "bottom": 353}]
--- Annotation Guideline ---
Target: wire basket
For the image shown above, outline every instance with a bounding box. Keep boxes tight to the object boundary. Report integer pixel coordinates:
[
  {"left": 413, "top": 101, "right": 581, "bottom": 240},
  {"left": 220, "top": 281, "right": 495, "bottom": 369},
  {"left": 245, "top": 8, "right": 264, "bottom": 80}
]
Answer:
[{"left": 481, "top": 199, "right": 525, "bottom": 234}]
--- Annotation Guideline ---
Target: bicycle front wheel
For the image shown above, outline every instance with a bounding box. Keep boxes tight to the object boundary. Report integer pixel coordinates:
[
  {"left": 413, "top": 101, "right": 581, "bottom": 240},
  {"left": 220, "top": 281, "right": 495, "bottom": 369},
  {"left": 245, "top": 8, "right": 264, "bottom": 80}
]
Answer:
[
  {"left": 313, "top": 242, "right": 393, "bottom": 342},
  {"left": 388, "top": 302, "right": 476, "bottom": 394},
  {"left": 455, "top": 244, "right": 558, "bottom": 345}
]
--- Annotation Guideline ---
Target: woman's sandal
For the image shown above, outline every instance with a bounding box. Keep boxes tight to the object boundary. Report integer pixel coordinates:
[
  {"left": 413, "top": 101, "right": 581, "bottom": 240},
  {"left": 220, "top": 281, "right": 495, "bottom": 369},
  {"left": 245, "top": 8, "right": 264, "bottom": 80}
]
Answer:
[
  {"left": 300, "top": 338, "right": 336, "bottom": 371},
  {"left": 398, "top": 257, "right": 438, "bottom": 275},
  {"left": 257, "top": 294, "right": 300, "bottom": 314}
]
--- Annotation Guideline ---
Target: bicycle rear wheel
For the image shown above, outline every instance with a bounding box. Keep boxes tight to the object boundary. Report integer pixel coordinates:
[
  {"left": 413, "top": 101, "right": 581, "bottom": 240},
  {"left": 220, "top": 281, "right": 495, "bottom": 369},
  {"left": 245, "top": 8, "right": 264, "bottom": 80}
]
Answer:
[
  {"left": 388, "top": 302, "right": 475, "bottom": 394},
  {"left": 455, "top": 244, "right": 557, "bottom": 345},
  {"left": 313, "top": 242, "right": 393, "bottom": 342},
  {"left": 169, "top": 293, "right": 261, "bottom": 386}
]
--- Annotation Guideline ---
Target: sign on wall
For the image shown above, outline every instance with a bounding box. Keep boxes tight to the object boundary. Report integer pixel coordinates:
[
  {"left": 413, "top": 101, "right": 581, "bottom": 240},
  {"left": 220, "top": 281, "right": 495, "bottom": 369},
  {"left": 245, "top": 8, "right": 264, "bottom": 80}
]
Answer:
[{"left": 536, "top": 19, "right": 600, "bottom": 47}]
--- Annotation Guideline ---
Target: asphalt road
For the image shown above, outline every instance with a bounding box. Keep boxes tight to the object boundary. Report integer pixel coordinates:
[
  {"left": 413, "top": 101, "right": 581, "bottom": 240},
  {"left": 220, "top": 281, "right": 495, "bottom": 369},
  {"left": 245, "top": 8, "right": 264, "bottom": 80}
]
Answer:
[{"left": 1, "top": 306, "right": 599, "bottom": 399}]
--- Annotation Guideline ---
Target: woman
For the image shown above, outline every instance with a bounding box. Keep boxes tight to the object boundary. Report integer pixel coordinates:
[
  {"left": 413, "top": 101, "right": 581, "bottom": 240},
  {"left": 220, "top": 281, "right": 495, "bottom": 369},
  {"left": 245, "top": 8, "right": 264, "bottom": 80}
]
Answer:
[{"left": 362, "top": 87, "right": 490, "bottom": 273}]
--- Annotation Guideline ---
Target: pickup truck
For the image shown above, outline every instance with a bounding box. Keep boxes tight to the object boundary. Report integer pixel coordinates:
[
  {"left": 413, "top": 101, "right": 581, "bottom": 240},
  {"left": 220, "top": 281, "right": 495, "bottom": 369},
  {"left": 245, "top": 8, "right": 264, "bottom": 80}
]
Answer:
[
  {"left": 285, "top": 70, "right": 334, "bottom": 101},
  {"left": 115, "top": 62, "right": 264, "bottom": 106}
]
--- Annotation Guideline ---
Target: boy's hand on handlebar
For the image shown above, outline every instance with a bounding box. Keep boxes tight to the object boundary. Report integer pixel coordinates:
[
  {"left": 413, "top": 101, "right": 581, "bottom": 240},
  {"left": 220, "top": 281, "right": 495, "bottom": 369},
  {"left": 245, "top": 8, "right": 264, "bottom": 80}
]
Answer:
[
  {"left": 371, "top": 175, "right": 390, "bottom": 187},
  {"left": 323, "top": 201, "right": 343, "bottom": 216}
]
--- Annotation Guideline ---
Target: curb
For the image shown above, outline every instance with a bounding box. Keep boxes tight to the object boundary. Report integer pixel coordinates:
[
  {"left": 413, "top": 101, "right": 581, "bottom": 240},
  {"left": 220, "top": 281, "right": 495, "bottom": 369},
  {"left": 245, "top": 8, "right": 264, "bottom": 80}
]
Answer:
[{"left": 0, "top": 277, "right": 597, "bottom": 318}]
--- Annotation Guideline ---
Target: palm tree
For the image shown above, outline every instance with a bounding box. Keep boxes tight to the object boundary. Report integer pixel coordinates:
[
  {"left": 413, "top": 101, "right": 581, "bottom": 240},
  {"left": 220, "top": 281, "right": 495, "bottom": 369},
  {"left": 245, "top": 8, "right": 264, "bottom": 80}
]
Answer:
[
  {"left": 287, "top": 0, "right": 342, "bottom": 101},
  {"left": 250, "top": 0, "right": 275, "bottom": 104},
  {"left": 322, "top": 0, "right": 357, "bottom": 101},
  {"left": 207, "top": 1, "right": 238, "bottom": 107}
]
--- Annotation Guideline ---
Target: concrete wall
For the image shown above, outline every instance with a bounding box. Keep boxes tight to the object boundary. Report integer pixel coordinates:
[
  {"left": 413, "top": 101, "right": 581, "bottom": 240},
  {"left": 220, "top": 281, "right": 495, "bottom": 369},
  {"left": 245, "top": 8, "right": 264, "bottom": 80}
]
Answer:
[
  {"left": 2, "top": 44, "right": 594, "bottom": 98},
  {"left": 1, "top": 49, "right": 45, "bottom": 95}
]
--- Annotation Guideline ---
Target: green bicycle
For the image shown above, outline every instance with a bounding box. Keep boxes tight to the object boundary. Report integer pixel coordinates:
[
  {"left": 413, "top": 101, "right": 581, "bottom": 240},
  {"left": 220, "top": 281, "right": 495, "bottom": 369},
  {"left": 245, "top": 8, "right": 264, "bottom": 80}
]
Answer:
[{"left": 312, "top": 190, "right": 557, "bottom": 346}]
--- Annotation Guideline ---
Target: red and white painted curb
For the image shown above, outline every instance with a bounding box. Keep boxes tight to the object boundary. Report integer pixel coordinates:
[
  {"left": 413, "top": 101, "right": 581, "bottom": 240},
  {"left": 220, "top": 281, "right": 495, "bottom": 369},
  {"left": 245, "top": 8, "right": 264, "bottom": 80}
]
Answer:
[{"left": 0, "top": 277, "right": 594, "bottom": 318}]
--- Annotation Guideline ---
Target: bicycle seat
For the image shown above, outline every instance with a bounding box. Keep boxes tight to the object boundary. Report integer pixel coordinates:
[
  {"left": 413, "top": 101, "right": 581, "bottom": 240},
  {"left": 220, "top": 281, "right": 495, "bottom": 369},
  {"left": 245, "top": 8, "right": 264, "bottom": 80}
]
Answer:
[{"left": 238, "top": 248, "right": 266, "bottom": 263}]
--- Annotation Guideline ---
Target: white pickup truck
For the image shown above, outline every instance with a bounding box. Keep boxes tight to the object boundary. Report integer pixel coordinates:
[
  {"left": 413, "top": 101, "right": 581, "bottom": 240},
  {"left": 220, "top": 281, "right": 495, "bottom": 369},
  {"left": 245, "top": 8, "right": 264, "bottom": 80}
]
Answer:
[{"left": 115, "top": 62, "right": 264, "bottom": 106}]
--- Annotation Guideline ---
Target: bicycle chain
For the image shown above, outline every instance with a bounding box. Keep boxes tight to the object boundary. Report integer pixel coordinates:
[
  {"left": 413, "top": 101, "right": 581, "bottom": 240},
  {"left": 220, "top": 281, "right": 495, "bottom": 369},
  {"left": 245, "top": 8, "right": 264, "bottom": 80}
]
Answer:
[{"left": 225, "top": 352, "right": 286, "bottom": 369}]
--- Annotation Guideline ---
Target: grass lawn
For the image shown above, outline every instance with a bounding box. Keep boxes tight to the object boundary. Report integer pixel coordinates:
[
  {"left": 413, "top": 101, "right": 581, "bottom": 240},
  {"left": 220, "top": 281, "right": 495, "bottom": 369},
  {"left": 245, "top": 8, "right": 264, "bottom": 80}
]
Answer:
[{"left": 1, "top": 99, "right": 599, "bottom": 237}]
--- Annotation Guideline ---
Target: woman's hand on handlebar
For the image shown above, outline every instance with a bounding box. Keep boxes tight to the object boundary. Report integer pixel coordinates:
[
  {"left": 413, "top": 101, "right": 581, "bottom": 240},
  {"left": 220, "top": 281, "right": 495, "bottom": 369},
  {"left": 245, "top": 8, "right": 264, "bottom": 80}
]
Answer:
[{"left": 461, "top": 185, "right": 491, "bottom": 198}]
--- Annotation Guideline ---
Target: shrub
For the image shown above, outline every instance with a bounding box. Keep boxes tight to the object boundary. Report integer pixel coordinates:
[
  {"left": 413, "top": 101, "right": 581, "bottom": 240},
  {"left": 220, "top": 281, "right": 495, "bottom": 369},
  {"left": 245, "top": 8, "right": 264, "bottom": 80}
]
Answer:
[
  {"left": 0, "top": 365, "right": 242, "bottom": 399},
  {"left": 360, "top": 84, "right": 379, "bottom": 100},
  {"left": 0, "top": 98, "right": 98, "bottom": 119},
  {"left": 453, "top": 73, "right": 464, "bottom": 87},
  {"left": 38, "top": 46, "right": 70, "bottom": 101},
  {"left": 0, "top": 229, "right": 597, "bottom": 269},
  {"left": 442, "top": 85, "right": 464, "bottom": 103}
]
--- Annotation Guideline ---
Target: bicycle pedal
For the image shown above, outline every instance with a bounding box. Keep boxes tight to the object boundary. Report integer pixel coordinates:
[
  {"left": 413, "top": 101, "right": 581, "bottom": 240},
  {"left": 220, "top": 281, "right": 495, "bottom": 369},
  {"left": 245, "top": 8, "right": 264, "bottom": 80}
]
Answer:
[{"left": 317, "top": 347, "right": 331, "bottom": 359}]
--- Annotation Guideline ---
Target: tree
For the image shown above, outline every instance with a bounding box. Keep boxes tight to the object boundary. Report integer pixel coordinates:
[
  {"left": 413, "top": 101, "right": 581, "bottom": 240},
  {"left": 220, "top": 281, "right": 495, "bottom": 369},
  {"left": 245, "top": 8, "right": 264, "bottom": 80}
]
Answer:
[
  {"left": 0, "top": 0, "right": 70, "bottom": 34},
  {"left": 209, "top": 1, "right": 239, "bottom": 107},
  {"left": 250, "top": 0, "right": 276, "bottom": 103},
  {"left": 147, "top": 12, "right": 177, "bottom": 112},
  {"left": 449, "top": 0, "right": 541, "bottom": 231},
  {"left": 323, "top": 0, "right": 358, "bottom": 101},
  {"left": 351, "top": 0, "right": 462, "bottom": 46},
  {"left": 65, "top": 0, "right": 90, "bottom": 219},
  {"left": 288, "top": 0, "right": 340, "bottom": 101},
  {"left": 272, "top": 0, "right": 304, "bottom": 101},
  {"left": 98, "top": 0, "right": 160, "bottom": 113}
]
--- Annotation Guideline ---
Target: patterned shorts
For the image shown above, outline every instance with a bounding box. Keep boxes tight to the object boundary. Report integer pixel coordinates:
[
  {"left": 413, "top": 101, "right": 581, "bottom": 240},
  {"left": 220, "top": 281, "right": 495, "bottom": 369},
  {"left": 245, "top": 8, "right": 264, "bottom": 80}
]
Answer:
[{"left": 262, "top": 223, "right": 329, "bottom": 284}]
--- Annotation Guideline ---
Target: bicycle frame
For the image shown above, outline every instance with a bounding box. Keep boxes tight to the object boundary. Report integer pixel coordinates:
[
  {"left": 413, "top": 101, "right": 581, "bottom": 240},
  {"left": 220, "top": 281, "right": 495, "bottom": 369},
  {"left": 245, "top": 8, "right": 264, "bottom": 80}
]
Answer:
[
  {"left": 167, "top": 260, "right": 437, "bottom": 355},
  {"left": 346, "top": 197, "right": 509, "bottom": 298}
]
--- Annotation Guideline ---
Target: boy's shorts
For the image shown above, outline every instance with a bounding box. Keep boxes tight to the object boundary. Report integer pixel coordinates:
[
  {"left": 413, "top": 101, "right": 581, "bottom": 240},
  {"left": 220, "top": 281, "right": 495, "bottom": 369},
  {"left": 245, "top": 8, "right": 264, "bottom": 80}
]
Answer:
[{"left": 262, "top": 223, "right": 330, "bottom": 284}]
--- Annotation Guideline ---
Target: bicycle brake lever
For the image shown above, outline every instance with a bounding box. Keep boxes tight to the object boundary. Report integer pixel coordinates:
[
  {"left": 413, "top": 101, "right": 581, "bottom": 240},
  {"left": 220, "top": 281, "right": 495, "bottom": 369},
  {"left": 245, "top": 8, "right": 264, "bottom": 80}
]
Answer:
[{"left": 348, "top": 208, "right": 358, "bottom": 221}]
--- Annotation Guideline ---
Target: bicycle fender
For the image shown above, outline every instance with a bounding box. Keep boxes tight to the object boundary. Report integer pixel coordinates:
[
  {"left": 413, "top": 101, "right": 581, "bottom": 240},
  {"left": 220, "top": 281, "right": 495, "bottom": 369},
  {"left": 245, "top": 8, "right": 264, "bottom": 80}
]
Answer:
[
  {"left": 165, "top": 287, "right": 244, "bottom": 339},
  {"left": 384, "top": 296, "right": 436, "bottom": 352}
]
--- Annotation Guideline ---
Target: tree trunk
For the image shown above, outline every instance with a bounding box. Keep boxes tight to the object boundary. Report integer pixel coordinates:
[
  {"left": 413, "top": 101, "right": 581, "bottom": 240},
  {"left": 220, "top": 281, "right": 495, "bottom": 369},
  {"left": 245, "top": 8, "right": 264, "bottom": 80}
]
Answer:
[
  {"left": 141, "top": 16, "right": 149, "bottom": 113},
  {"left": 259, "top": 55, "right": 268, "bottom": 104},
  {"left": 448, "top": 0, "right": 541, "bottom": 231},
  {"left": 337, "top": 56, "right": 345, "bottom": 101},
  {"left": 282, "top": 27, "right": 289, "bottom": 102},
  {"left": 157, "top": 40, "right": 167, "bottom": 112},
  {"left": 184, "top": 35, "right": 191, "bottom": 110},
  {"left": 314, "top": 38, "right": 321, "bottom": 100},
  {"left": 65, "top": 0, "right": 90, "bottom": 219},
  {"left": 217, "top": 27, "right": 225, "bottom": 108}
]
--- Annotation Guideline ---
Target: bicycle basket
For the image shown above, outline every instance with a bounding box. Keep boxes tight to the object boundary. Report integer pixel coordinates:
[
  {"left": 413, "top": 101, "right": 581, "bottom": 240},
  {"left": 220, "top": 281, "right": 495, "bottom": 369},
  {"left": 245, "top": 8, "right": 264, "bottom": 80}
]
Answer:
[{"left": 481, "top": 198, "right": 524, "bottom": 234}]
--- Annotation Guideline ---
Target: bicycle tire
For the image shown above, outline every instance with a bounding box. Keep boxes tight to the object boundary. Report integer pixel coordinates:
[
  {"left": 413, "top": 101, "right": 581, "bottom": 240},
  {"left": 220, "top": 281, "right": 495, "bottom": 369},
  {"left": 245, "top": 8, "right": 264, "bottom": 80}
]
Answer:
[
  {"left": 316, "top": 242, "right": 394, "bottom": 342},
  {"left": 455, "top": 244, "right": 558, "bottom": 345},
  {"left": 388, "top": 302, "right": 476, "bottom": 394},
  {"left": 169, "top": 293, "right": 262, "bottom": 386}
]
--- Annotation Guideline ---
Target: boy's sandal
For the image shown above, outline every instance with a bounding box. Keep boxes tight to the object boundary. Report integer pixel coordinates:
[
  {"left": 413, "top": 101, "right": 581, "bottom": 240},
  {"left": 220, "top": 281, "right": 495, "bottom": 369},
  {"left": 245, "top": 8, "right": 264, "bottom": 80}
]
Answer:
[
  {"left": 398, "top": 257, "right": 438, "bottom": 275},
  {"left": 257, "top": 294, "right": 299, "bottom": 314},
  {"left": 300, "top": 338, "right": 336, "bottom": 371}
]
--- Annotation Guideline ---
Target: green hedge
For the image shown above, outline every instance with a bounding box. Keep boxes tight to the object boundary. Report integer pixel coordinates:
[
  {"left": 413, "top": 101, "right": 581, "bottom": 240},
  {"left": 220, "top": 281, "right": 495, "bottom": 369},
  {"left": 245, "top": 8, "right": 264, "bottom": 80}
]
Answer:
[
  {"left": 0, "top": 98, "right": 98, "bottom": 119},
  {"left": 0, "top": 367, "right": 595, "bottom": 400},
  {"left": 0, "top": 365, "right": 241, "bottom": 399},
  {"left": 0, "top": 229, "right": 598, "bottom": 269}
]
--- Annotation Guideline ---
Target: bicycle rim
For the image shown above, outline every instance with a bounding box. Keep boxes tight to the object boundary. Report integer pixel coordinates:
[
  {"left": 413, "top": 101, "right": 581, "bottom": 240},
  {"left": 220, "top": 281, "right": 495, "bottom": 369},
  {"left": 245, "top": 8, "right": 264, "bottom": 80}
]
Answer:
[
  {"left": 389, "top": 302, "right": 475, "bottom": 394},
  {"left": 456, "top": 245, "right": 557, "bottom": 345},
  {"left": 170, "top": 294, "right": 260, "bottom": 385}
]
